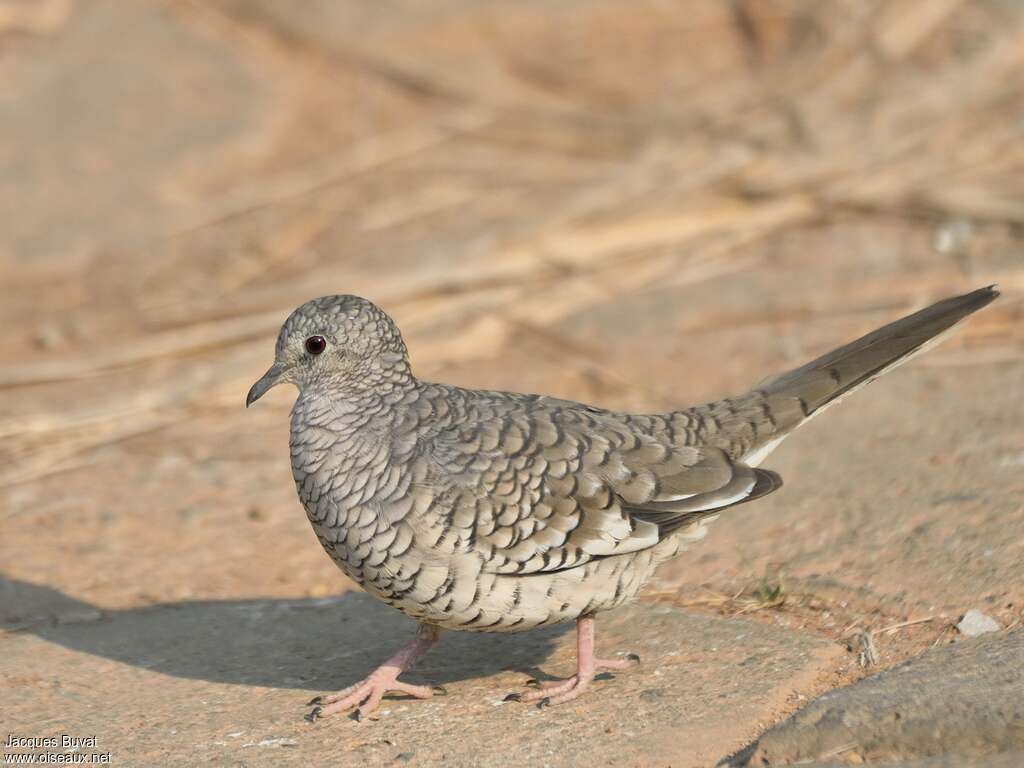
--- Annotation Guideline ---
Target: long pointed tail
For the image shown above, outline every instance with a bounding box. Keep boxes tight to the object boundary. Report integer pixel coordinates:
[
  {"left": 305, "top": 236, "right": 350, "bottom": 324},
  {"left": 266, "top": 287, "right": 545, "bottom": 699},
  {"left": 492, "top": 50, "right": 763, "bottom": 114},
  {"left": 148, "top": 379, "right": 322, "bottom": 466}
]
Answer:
[
  {"left": 761, "top": 285, "right": 998, "bottom": 419},
  {"left": 695, "top": 286, "right": 999, "bottom": 462}
]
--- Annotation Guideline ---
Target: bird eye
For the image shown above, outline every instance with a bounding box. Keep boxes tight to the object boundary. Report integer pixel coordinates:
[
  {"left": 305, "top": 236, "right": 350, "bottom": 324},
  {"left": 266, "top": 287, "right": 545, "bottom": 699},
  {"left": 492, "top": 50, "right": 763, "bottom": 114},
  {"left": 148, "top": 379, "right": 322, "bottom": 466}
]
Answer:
[{"left": 304, "top": 335, "right": 327, "bottom": 355}]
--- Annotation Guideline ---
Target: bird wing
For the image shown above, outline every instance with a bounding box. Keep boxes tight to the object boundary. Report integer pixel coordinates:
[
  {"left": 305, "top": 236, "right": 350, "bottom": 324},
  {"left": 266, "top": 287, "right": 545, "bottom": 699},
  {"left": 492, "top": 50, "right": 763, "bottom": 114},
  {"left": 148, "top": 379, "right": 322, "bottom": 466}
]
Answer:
[
  {"left": 415, "top": 287, "right": 998, "bottom": 577},
  {"left": 425, "top": 393, "right": 780, "bottom": 575}
]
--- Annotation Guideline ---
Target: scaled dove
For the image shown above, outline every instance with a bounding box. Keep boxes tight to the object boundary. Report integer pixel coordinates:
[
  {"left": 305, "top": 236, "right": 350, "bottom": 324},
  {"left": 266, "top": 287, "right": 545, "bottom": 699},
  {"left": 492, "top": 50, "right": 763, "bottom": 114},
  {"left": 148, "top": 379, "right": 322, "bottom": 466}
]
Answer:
[{"left": 246, "top": 285, "right": 998, "bottom": 719}]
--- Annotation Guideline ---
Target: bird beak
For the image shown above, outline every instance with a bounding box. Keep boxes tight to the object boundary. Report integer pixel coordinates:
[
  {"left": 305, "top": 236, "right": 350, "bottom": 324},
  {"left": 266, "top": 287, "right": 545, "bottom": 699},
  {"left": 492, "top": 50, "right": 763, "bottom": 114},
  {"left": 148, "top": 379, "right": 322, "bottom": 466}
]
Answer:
[{"left": 246, "top": 362, "right": 287, "bottom": 408}]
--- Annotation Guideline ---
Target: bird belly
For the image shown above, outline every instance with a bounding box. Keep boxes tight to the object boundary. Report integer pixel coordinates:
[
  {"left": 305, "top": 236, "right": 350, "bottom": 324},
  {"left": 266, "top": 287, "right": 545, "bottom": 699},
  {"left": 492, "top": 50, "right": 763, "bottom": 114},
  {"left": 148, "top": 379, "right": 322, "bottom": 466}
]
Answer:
[
  {"left": 301, "top": 490, "right": 709, "bottom": 635},
  {"left": 388, "top": 537, "right": 681, "bottom": 634}
]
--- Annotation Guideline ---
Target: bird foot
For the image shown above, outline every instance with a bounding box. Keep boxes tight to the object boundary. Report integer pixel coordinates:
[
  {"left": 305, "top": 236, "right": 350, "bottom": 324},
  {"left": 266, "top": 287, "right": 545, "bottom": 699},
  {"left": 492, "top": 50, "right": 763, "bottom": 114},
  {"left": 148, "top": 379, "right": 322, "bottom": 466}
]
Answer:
[
  {"left": 505, "top": 653, "right": 639, "bottom": 708},
  {"left": 306, "top": 625, "right": 441, "bottom": 722},
  {"left": 305, "top": 671, "right": 442, "bottom": 722}
]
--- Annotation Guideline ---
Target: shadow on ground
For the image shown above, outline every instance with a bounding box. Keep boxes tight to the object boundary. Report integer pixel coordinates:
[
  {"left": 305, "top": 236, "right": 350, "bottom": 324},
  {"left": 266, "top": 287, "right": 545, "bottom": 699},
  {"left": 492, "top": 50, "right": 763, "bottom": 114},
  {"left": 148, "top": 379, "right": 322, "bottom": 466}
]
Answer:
[
  {"left": 0, "top": 574, "right": 568, "bottom": 693},
  {"left": 2, "top": 573, "right": 844, "bottom": 766}
]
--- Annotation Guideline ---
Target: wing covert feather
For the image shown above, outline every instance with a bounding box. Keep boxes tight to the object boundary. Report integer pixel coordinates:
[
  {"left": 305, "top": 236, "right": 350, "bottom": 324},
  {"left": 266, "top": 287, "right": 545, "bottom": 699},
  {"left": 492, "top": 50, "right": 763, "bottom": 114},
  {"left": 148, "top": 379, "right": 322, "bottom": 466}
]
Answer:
[{"left": 423, "top": 391, "right": 780, "bottom": 575}]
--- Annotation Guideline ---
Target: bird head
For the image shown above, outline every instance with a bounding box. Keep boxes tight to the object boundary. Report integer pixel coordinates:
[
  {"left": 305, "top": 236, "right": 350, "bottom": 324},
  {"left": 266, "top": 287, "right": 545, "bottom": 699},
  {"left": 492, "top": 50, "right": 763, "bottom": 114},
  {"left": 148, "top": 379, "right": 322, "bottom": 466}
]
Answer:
[{"left": 246, "top": 295, "right": 411, "bottom": 407}]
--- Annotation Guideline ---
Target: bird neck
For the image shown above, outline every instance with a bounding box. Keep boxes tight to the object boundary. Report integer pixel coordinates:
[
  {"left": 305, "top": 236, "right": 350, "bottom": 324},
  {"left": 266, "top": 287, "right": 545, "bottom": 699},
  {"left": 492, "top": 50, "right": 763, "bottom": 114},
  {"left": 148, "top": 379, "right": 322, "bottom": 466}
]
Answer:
[{"left": 293, "top": 374, "right": 418, "bottom": 431}]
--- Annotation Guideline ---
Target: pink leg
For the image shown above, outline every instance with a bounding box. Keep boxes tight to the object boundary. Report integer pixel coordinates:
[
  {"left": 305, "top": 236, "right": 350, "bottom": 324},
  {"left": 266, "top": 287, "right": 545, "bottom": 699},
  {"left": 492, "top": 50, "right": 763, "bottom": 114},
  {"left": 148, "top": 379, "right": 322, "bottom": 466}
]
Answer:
[
  {"left": 505, "top": 615, "right": 639, "bottom": 708},
  {"left": 306, "top": 623, "right": 442, "bottom": 722}
]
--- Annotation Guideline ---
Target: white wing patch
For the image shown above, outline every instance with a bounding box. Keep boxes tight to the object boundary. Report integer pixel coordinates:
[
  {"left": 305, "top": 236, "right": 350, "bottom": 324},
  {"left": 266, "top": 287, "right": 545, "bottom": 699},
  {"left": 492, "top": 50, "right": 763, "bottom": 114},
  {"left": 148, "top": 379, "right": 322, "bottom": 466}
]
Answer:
[
  {"left": 681, "top": 474, "right": 757, "bottom": 512},
  {"left": 744, "top": 435, "right": 785, "bottom": 467}
]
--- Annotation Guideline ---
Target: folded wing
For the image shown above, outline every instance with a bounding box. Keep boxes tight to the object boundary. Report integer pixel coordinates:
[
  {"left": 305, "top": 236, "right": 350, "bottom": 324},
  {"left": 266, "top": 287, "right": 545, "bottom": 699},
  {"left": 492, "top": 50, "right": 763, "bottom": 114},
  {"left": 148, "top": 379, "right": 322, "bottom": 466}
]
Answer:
[{"left": 427, "top": 396, "right": 780, "bottom": 575}]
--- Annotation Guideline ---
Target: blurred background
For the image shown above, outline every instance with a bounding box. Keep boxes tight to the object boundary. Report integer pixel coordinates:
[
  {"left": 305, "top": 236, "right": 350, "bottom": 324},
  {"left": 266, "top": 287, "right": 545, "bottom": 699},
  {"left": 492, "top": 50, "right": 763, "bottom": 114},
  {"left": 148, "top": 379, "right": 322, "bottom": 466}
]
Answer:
[{"left": 1, "top": 0, "right": 1023, "bottom": 763}]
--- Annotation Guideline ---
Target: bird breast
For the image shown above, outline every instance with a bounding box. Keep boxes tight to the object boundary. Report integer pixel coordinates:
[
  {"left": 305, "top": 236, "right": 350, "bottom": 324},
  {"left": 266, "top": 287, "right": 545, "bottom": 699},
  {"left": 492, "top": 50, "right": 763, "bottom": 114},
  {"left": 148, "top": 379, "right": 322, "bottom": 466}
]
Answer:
[{"left": 288, "top": 392, "right": 426, "bottom": 579}]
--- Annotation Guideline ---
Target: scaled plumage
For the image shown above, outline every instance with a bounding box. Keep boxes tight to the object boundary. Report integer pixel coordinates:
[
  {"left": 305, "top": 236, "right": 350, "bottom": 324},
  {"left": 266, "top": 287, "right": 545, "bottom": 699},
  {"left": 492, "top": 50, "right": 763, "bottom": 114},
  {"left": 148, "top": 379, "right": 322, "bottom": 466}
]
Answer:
[{"left": 247, "top": 285, "right": 998, "bottom": 718}]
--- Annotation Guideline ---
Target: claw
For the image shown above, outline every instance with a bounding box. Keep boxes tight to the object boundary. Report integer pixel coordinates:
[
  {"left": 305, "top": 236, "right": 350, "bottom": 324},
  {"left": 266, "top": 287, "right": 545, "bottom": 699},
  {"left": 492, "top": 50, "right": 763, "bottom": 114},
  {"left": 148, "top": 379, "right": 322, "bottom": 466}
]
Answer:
[
  {"left": 307, "top": 695, "right": 323, "bottom": 706},
  {"left": 304, "top": 706, "right": 322, "bottom": 723},
  {"left": 510, "top": 616, "right": 640, "bottom": 709},
  {"left": 304, "top": 628, "right": 440, "bottom": 720},
  {"left": 432, "top": 685, "right": 448, "bottom": 696}
]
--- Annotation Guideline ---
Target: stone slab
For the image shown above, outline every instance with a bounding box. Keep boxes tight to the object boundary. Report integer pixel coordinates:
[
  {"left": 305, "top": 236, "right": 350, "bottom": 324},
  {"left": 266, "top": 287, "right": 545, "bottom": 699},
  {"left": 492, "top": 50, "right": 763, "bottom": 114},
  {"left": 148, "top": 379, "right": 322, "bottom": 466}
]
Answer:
[{"left": 2, "top": 582, "right": 840, "bottom": 767}]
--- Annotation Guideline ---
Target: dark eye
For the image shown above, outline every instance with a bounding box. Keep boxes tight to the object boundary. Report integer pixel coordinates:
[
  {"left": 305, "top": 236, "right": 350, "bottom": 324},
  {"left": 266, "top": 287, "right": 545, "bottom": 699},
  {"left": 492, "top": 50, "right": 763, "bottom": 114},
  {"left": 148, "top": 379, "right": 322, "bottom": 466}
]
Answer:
[{"left": 304, "top": 335, "right": 327, "bottom": 355}]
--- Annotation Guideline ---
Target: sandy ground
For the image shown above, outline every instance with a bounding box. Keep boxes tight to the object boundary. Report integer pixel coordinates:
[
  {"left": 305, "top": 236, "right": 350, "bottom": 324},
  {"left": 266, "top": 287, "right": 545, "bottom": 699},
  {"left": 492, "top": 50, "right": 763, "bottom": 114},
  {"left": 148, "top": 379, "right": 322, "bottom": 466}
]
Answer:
[{"left": 2, "top": 1, "right": 1023, "bottom": 765}]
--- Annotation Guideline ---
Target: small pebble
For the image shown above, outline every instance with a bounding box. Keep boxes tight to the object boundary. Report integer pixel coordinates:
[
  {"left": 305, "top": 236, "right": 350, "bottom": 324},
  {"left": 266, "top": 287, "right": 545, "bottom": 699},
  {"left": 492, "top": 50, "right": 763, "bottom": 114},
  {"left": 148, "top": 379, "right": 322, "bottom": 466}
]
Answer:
[
  {"left": 956, "top": 609, "right": 1000, "bottom": 637},
  {"left": 34, "top": 323, "right": 66, "bottom": 350},
  {"left": 933, "top": 218, "right": 974, "bottom": 254}
]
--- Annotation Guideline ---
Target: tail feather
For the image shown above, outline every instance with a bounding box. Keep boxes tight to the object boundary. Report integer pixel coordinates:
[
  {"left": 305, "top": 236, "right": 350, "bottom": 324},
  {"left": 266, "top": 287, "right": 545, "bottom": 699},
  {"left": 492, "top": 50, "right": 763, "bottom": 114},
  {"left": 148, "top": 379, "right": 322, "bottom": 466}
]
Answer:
[
  {"left": 761, "top": 285, "right": 998, "bottom": 420},
  {"left": 694, "top": 285, "right": 999, "bottom": 464}
]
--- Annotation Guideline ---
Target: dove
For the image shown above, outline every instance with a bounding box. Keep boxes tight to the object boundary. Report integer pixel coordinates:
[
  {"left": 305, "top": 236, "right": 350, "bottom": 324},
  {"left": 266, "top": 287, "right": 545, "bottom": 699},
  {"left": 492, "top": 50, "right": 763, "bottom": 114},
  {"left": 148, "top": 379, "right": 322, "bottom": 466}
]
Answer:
[{"left": 246, "top": 285, "right": 998, "bottom": 720}]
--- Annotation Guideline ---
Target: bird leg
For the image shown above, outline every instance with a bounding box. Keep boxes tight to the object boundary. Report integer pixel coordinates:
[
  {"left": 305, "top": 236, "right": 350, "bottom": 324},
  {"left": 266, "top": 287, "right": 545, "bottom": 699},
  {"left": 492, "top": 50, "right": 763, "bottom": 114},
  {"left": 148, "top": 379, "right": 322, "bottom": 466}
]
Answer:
[
  {"left": 508, "top": 615, "right": 639, "bottom": 707},
  {"left": 306, "top": 623, "right": 442, "bottom": 722}
]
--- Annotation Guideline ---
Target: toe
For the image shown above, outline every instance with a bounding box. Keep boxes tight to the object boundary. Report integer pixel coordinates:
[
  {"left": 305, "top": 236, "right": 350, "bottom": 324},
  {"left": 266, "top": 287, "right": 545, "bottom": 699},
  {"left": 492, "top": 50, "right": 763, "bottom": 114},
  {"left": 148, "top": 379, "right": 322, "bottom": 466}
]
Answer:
[
  {"left": 539, "top": 678, "right": 571, "bottom": 690},
  {"left": 355, "top": 686, "right": 386, "bottom": 718},
  {"left": 594, "top": 655, "right": 637, "bottom": 671},
  {"left": 391, "top": 680, "right": 435, "bottom": 699},
  {"left": 520, "top": 676, "right": 577, "bottom": 702},
  {"left": 541, "top": 677, "right": 591, "bottom": 706},
  {"left": 316, "top": 685, "right": 372, "bottom": 718}
]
